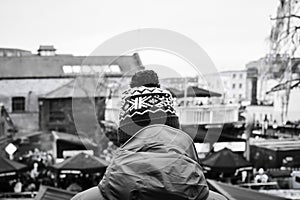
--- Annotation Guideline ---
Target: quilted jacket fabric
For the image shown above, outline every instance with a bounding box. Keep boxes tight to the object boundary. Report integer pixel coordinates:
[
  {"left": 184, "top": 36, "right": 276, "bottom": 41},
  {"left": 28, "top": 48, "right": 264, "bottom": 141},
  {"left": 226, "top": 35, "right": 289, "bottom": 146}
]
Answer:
[{"left": 98, "top": 124, "right": 209, "bottom": 200}]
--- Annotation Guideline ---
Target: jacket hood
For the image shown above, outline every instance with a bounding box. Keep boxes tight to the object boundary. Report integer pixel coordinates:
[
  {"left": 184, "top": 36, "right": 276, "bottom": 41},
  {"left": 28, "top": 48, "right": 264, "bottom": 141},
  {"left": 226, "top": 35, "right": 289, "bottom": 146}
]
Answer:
[{"left": 99, "top": 125, "right": 209, "bottom": 200}]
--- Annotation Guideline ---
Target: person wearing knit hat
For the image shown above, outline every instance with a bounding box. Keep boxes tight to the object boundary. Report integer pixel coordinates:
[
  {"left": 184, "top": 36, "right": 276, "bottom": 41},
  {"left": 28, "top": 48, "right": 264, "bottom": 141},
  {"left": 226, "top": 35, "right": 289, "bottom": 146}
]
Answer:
[
  {"left": 72, "top": 70, "right": 226, "bottom": 200},
  {"left": 117, "top": 77, "right": 180, "bottom": 144}
]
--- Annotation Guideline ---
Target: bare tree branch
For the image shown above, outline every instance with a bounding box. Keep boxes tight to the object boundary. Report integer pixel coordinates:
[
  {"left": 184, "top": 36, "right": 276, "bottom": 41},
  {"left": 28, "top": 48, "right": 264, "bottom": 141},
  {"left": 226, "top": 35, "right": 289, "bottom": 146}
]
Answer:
[{"left": 271, "top": 14, "right": 300, "bottom": 20}]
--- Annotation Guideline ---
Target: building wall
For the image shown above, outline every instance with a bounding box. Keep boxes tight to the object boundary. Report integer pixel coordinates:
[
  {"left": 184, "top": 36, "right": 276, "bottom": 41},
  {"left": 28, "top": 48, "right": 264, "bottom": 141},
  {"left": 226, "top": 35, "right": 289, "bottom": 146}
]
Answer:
[
  {"left": 251, "top": 145, "right": 300, "bottom": 169},
  {"left": 204, "top": 70, "right": 247, "bottom": 104},
  {"left": 246, "top": 105, "right": 275, "bottom": 126},
  {"left": 0, "top": 79, "right": 72, "bottom": 131},
  {"left": 250, "top": 145, "right": 278, "bottom": 169},
  {"left": 39, "top": 97, "right": 106, "bottom": 137},
  {"left": 287, "top": 88, "right": 300, "bottom": 121},
  {"left": 274, "top": 87, "right": 300, "bottom": 124},
  {"left": 0, "top": 48, "right": 31, "bottom": 57},
  {"left": 0, "top": 46, "right": 143, "bottom": 133},
  {"left": 10, "top": 113, "right": 39, "bottom": 132},
  {"left": 245, "top": 55, "right": 289, "bottom": 104}
]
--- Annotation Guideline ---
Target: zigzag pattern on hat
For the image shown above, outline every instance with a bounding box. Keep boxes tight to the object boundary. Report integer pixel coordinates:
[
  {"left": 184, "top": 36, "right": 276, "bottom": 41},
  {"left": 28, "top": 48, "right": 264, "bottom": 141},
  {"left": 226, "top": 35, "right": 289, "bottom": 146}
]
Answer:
[
  {"left": 119, "top": 86, "right": 176, "bottom": 121},
  {"left": 121, "top": 86, "right": 172, "bottom": 97}
]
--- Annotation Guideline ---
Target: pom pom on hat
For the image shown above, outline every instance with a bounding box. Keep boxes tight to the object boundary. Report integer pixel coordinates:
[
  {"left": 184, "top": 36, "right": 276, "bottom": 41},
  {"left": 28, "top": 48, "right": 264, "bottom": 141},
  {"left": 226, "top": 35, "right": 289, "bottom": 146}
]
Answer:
[{"left": 130, "top": 70, "right": 160, "bottom": 88}]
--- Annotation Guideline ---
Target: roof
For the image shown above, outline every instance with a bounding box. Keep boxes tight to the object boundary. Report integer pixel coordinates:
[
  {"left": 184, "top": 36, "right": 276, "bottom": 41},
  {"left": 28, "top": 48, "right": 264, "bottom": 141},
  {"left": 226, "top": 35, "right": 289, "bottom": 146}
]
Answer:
[
  {"left": 251, "top": 139, "right": 300, "bottom": 151},
  {"left": 0, "top": 78, "right": 72, "bottom": 97},
  {"left": 201, "top": 148, "right": 252, "bottom": 173},
  {"left": 38, "top": 45, "right": 56, "bottom": 51},
  {"left": 0, "top": 156, "right": 27, "bottom": 174},
  {"left": 0, "top": 48, "right": 32, "bottom": 57},
  {"left": 207, "top": 179, "right": 289, "bottom": 200},
  {"left": 0, "top": 53, "right": 143, "bottom": 78},
  {"left": 35, "top": 185, "right": 75, "bottom": 200},
  {"left": 52, "top": 131, "right": 97, "bottom": 147},
  {"left": 204, "top": 70, "right": 247, "bottom": 77},
  {"left": 166, "top": 86, "right": 221, "bottom": 98},
  {"left": 41, "top": 78, "right": 107, "bottom": 99},
  {"left": 267, "top": 79, "right": 300, "bottom": 93},
  {"left": 50, "top": 152, "right": 108, "bottom": 173}
]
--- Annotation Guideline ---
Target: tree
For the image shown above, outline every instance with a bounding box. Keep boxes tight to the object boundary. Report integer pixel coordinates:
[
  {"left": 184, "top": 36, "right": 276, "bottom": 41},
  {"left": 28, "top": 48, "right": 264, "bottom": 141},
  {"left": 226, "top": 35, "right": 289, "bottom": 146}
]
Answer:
[{"left": 269, "top": 0, "right": 300, "bottom": 121}]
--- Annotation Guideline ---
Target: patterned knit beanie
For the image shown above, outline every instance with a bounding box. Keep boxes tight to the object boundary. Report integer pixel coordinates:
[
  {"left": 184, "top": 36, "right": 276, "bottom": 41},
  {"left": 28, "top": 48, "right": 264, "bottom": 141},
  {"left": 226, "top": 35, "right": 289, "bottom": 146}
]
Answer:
[{"left": 118, "top": 70, "right": 179, "bottom": 144}]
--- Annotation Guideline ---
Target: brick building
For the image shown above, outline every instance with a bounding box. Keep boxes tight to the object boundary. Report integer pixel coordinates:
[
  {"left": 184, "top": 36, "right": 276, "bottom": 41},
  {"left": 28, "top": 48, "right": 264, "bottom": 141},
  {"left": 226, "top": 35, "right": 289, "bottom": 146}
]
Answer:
[{"left": 0, "top": 46, "right": 143, "bottom": 134}]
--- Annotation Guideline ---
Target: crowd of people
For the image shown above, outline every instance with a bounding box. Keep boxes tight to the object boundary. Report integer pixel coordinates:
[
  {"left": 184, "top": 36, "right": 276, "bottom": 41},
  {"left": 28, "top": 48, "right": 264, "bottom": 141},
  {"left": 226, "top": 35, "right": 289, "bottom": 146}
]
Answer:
[
  {"left": 0, "top": 143, "right": 115, "bottom": 194},
  {"left": 0, "top": 148, "right": 56, "bottom": 193}
]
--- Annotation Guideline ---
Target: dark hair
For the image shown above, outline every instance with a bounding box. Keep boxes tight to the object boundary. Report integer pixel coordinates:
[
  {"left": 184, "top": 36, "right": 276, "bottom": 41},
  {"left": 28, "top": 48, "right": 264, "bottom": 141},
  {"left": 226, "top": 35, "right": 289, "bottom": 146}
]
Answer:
[{"left": 118, "top": 113, "right": 180, "bottom": 145}]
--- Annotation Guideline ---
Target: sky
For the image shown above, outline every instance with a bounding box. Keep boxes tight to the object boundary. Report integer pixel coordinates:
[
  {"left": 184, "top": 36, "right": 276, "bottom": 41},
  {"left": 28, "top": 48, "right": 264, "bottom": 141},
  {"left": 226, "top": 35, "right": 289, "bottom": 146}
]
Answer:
[{"left": 0, "top": 0, "right": 279, "bottom": 74}]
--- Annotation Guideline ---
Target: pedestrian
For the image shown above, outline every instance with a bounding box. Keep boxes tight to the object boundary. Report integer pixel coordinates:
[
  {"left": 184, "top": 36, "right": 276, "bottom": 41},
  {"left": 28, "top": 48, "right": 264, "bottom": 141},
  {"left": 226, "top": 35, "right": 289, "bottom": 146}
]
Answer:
[
  {"left": 72, "top": 70, "right": 226, "bottom": 200},
  {"left": 14, "top": 178, "right": 23, "bottom": 193}
]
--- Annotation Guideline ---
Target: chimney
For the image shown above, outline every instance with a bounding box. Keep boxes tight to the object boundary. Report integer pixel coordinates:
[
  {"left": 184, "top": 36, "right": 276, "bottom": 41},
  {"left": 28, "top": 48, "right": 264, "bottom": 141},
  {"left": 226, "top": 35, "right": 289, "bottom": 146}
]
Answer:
[{"left": 37, "top": 45, "right": 56, "bottom": 56}]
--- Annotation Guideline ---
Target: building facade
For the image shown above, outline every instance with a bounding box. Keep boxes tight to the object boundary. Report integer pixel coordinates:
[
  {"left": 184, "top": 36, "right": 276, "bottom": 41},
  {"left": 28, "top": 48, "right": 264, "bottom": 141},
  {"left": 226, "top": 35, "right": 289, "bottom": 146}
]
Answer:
[
  {"left": 0, "top": 46, "right": 143, "bottom": 133},
  {"left": 204, "top": 70, "right": 247, "bottom": 104},
  {"left": 159, "top": 76, "right": 199, "bottom": 91},
  {"left": 246, "top": 54, "right": 300, "bottom": 124}
]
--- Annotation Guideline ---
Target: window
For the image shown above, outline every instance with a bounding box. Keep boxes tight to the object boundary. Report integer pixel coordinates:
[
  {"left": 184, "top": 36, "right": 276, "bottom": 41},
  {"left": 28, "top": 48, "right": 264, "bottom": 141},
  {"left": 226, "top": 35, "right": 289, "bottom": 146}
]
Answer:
[
  {"left": 232, "top": 83, "right": 236, "bottom": 89},
  {"left": 49, "top": 101, "right": 65, "bottom": 122},
  {"left": 12, "top": 97, "right": 25, "bottom": 112},
  {"left": 240, "top": 74, "right": 243, "bottom": 79},
  {"left": 232, "top": 74, "right": 236, "bottom": 79},
  {"left": 109, "top": 65, "right": 121, "bottom": 73},
  {"left": 0, "top": 121, "right": 4, "bottom": 137},
  {"left": 239, "top": 83, "right": 242, "bottom": 89},
  {"left": 72, "top": 65, "right": 81, "bottom": 73},
  {"left": 49, "top": 111, "right": 65, "bottom": 122},
  {"left": 62, "top": 65, "right": 72, "bottom": 73},
  {"left": 239, "top": 94, "right": 242, "bottom": 99}
]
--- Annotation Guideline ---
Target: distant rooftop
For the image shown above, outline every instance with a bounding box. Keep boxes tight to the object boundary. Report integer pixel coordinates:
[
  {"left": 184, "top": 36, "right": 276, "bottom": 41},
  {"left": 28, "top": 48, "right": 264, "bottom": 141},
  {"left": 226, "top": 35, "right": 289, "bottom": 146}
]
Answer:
[
  {"left": 38, "top": 45, "right": 56, "bottom": 56},
  {"left": 35, "top": 185, "right": 75, "bottom": 200},
  {"left": 0, "top": 47, "right": 31, "bottom": 57},
  {"left": 208, "top": 179, "right": 288, "bottom": 200},
  {"left": 251, "top": 139, "right": 300, "bottom": 151},
  {"left": 0, "top": 45, "right": 144, "bottom": 78},
  {"left": 38, "top": 45, "right": 56, "bottom": 51}
]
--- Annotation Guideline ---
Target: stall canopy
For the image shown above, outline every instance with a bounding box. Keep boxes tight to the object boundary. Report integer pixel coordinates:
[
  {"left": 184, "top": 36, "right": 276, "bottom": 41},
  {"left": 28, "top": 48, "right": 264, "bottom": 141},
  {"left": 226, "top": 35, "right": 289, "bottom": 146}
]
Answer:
[
  {"left": 50, "top": 152, "right": 108, "bottom": 174},
  {"left": 0, "top": 156, "right": 27, "bottom": 176},
  {"left": 201, "top": 148, "right": 252, "bottom": 173},
  {"left": 207, "top": 179, "right": 289, "bottom": 200},
  {"left": 167, "top": 86, "right": 221, "bottom": 98},
  {"left": 35, "top": 185, "right": 75, "bottom": 200}
]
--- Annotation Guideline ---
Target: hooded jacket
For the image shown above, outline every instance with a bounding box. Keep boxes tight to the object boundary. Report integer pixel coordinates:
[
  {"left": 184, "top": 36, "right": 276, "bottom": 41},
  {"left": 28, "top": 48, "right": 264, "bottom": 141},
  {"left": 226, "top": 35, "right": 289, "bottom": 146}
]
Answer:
[{"left": 98, "top": 124, "right": 209, "bottom": 200}]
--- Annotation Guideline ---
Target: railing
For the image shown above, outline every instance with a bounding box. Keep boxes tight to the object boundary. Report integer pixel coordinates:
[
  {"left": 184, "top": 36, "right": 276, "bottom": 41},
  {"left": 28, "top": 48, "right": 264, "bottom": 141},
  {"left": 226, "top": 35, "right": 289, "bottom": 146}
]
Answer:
[
  {"left": 176, "top": 104, "right": 239, "bottom": 125},
  {"left": 0, "top": 191, "right": 37, "bottom": 199},
  {"left": 105, "top": 104, "right": 240, "bottom": 125}
]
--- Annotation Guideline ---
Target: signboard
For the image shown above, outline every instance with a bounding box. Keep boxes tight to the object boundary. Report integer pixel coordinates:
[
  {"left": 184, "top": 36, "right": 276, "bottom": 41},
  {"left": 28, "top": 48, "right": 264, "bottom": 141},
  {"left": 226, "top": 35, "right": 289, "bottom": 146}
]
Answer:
[
  {"left": 62, "top": 150, "right": 93, "bottom": 158},
  {"left": 5, "top": 143, "right": 17, "bottom": 155},
  {"left": 292, "top": 171, "right": 300, "bottom": 189},
  {"left": 60, "top": 170, "right": 81, "bottom": 174},
  {"left": 214, "top": 142, "right": 246, "bottom": 152},
  {"left": 195, "top": 143, "right": 210, "bottom": 153}
]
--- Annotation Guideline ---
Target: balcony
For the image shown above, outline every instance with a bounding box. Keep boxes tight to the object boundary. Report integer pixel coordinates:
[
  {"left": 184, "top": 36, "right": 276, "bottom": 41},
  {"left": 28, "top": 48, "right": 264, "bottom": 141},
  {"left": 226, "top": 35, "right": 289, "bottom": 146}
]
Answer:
[
  {"left": 105, "top": 104, "right": 240, "bottom": 125},
  {"left": 176, "top": 104, "right": 239, "bottom": 125}
]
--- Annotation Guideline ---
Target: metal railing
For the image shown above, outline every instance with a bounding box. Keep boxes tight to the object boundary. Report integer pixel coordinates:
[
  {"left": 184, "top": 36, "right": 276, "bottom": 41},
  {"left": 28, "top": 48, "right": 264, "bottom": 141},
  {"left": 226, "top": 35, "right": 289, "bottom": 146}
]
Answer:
[
  {"left": 105, "top": 104, "right": 240, "bottom": 125},
  {"left": 176, "top": 104, "right": 239, "bottom": 125}
]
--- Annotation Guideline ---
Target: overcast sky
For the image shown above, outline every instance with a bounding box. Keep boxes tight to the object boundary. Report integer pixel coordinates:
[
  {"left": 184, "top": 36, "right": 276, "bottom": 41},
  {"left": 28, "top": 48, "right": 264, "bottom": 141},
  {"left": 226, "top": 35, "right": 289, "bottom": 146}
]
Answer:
[{"left": 0, "top": 0, "right": 279, "bottom": 73}]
